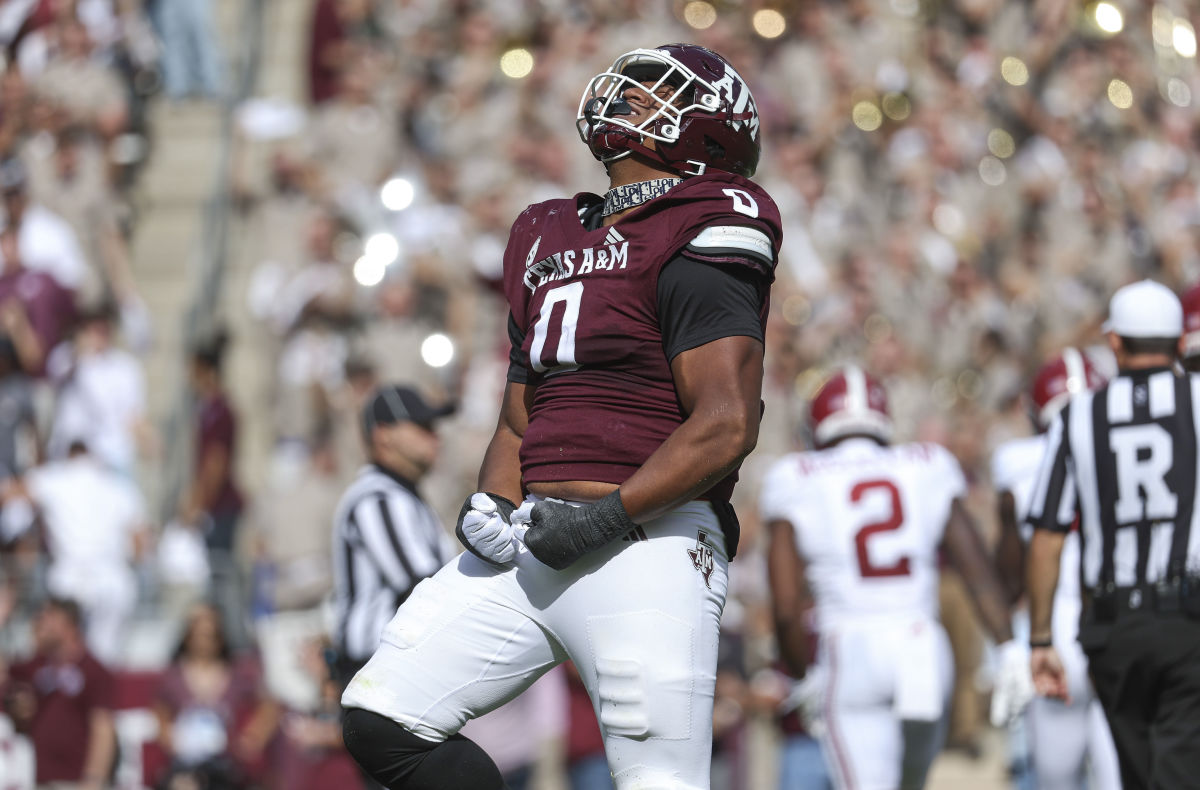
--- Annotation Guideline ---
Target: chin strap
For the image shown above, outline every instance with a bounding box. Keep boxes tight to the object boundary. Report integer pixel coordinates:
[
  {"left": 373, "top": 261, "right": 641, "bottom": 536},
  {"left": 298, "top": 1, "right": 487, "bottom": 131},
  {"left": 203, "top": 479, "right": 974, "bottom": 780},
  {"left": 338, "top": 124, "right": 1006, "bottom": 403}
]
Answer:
[{"left": 602, "top": 177, "right": 682, "bottom": 217}]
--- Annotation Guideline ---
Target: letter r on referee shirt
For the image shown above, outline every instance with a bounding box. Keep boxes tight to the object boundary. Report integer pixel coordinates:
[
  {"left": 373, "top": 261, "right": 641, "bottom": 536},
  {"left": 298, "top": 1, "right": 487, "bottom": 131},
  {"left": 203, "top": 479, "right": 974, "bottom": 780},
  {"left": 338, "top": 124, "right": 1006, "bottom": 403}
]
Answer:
[{"left": 1111, "top": 423, "right": 1178, "bottom": 524}]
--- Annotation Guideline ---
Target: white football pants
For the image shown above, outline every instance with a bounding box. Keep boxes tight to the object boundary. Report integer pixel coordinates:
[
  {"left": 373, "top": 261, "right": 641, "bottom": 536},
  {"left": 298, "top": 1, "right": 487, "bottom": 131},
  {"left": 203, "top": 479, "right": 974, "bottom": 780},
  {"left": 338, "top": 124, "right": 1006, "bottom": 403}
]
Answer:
[
  {"left": 342, "top": 499, "right": 729, "bottom": 790},
  {"left": 817, "top": 616, "right": 954, "bottom": 790}
]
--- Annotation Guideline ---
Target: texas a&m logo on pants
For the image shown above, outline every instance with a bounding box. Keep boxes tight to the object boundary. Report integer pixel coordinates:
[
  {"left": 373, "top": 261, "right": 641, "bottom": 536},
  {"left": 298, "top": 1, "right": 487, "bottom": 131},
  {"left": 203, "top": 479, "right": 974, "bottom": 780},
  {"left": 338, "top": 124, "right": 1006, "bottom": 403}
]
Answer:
[{"left": 688, "top": 531, "right": 715, "bottom": 589}]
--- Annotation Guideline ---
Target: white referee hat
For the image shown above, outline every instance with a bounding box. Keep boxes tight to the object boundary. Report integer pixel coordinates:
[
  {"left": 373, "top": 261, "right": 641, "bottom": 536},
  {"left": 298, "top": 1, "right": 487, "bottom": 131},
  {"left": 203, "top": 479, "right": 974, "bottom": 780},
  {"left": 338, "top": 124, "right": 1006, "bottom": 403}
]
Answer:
[{"left": 1103, "top": 280, "right": 1183, "bottom": 339}]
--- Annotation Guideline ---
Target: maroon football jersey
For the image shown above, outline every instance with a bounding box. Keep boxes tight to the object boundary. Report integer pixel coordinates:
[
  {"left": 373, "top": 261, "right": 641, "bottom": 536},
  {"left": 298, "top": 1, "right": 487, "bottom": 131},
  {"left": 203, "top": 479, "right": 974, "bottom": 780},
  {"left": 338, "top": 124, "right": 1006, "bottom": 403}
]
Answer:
[{"left": 501, "top": 173, "right": 782, "bottom": 501}]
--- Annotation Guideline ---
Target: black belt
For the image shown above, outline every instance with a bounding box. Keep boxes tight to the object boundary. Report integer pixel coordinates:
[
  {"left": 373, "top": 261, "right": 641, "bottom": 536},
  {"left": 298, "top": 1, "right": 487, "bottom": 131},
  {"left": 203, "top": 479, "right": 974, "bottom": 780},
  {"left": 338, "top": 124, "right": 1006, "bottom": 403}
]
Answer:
[{"left": 1084, "top": 577, "right": 1200, "bottom": 622}]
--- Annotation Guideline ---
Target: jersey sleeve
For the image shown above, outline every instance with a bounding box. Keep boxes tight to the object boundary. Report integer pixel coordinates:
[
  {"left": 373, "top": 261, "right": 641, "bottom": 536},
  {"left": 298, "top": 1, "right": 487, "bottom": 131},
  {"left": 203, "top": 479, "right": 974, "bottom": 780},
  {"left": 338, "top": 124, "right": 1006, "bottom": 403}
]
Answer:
[
  {"left": 921, "top": 443, "right": 967, "bottom": 545},
  {"left": 929, "top": 443, "right": 968, "bottom": 501},
  {"left": 1026, "top": 410, "right": 1076, "bottom": 533},
  {"left": 658, "top": 174, "right": 782, "bottom": 282},
  {"left": 990, "top": 444, "right": 1014, "bottom": 494},
  {"left": 506, "top": 312, "right": 532, "bottom": 384},
  {"left": 758, "top": 456, "right": 800, "bottom": 524},
  {"left": 656, "top": 253, "right": 767, "bottom": 361}
]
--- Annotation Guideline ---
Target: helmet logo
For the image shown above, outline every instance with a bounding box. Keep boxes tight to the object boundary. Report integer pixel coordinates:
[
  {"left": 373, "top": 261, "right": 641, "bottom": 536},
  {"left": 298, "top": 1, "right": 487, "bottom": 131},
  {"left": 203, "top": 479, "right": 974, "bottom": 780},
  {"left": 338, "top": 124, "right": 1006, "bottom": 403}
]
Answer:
[{"left": 709, "top": 65, "right": 759, "bottom": 139}]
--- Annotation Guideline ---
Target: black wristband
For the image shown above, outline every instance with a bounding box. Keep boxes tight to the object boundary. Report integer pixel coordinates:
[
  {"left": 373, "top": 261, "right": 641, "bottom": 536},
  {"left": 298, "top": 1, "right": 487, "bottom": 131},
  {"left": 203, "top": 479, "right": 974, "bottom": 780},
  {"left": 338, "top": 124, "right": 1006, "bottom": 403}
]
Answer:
[
  {"left": 590, "top": 490, "right": 639, "bottom": 541},
  {"left": 1029, "top": 638, "right": 1053, "bottom": 649}
]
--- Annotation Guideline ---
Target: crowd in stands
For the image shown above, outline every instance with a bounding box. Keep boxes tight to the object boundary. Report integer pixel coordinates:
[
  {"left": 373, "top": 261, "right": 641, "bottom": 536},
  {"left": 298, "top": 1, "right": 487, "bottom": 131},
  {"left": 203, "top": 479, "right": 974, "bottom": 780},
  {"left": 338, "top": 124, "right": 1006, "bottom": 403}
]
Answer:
[{"left": 0, "top": 0, "right": 1198, "bottom": 787}]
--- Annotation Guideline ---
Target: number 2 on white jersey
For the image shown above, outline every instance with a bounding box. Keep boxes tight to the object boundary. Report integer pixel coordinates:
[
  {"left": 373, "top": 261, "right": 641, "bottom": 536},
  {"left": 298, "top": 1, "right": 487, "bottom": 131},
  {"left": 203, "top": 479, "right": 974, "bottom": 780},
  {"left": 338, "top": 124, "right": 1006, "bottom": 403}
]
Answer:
[
  {"left": 849, "top": 479, "right": 911, "bottom": 578},
  {"left": 530, "top": 282, "right": 583, "bottom": 373}
]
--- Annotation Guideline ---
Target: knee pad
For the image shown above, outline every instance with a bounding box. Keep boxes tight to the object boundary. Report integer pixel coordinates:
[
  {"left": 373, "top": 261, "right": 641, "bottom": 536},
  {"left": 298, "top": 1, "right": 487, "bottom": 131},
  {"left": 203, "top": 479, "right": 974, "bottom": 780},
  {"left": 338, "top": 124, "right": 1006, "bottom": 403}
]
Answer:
[
  {"left": 612, "top": 771, "right": 706, "bottom": 790},
  {"left": 589, "top": 612, "right": 699, "bottom": 741}
]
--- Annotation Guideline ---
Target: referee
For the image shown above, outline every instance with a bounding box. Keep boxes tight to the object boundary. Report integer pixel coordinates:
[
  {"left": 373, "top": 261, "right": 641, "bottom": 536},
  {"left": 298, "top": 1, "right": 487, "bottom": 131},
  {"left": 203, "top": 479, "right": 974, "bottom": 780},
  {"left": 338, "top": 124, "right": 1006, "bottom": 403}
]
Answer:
[
  {"left": 1027, "top": 280, "right": 1200, "bottom": 789},
  {"left": 331, "top": 384, "right": 458, "bottom": 688}
]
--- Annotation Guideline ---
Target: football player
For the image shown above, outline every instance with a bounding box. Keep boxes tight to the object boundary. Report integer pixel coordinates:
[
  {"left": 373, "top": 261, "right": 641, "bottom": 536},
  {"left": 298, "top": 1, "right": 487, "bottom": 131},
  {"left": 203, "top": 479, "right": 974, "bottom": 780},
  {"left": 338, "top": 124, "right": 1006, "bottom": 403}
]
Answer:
[
  {"left": 1181, "top": 283, "right": 1200, "bottom": 373},
  {"left": 761, "top": 365, "right": 1015, "bottom": 790},
  {"left": 990, "top": 349, "right": 1121, "bottom": 790},
  {"left": 341, "top": 44, "right": 781, "bottom": 790}
]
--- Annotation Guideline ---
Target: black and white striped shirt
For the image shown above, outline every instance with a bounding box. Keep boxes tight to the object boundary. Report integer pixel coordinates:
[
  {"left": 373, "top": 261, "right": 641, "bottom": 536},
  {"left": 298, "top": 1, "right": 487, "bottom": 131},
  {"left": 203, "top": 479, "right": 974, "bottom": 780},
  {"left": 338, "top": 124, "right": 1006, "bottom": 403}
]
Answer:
[
  {"left": 331, "top": 464, "right": 456, "bottom": 661},
  {"left": 1028, "top": 366, "right": 1200, "bottom": 590}
]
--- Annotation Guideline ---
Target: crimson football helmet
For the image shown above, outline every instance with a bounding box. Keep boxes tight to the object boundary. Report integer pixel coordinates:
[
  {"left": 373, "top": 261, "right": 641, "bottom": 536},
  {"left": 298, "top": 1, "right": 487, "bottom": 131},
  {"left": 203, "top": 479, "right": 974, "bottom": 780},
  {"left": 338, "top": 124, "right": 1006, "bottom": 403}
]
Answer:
[
  {"left": 808, "top": 365, "right": 893, "bottom": 449},
  {"left": 1182, "top": 283, "right": 1200, "bottom": 366},
  {"left": 576, "top": 44, "right": 761, "bottom": 178},
  {"left": 1030, "top": 347, "right": 1105, "bottom": 429}
]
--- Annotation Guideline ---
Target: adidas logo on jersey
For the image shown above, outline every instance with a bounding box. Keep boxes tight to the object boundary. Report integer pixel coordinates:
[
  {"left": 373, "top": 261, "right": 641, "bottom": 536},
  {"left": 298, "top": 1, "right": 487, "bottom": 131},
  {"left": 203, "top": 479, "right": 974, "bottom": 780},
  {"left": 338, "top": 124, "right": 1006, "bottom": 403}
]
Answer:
[{"left": 522, "top": 236, "right": 630, "bottom": 291}]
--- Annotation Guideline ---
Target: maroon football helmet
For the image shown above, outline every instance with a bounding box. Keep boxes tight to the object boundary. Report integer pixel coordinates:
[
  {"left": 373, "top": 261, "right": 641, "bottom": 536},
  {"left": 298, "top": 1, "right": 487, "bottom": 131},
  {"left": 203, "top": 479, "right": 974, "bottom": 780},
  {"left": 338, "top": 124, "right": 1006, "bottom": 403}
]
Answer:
[
  {"left": 1182, "top": 283, "right": 1200, "bottom": 366},
  {"left": 1030, "top": 348, "right": 1105, "bottom": 429},
  {"left": 576, "top": 44, "right": 762, "bottom": 178},
  {"left": 808, "top": 365, "right": 893, "bottom": 449}
]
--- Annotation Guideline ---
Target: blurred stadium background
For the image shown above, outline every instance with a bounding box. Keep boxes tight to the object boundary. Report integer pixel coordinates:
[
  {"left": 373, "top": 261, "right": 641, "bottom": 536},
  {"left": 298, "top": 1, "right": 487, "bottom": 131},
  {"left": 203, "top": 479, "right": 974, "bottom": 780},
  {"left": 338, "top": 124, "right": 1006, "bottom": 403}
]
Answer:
[{"left": 0, "top": 0, "right": 1197, "bottom": 787}]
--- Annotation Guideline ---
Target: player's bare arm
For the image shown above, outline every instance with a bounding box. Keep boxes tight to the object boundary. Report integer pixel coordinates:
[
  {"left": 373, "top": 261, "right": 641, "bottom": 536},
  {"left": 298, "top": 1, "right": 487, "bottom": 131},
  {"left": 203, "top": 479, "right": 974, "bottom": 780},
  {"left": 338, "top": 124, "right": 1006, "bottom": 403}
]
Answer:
[
  {"left": 622, "top": 334, "right": 762, "bottom": 520},
  {"left": 994, "top": 490, "right": 1026, "bottom": 606},
  {"left": 455, "top": 380, "right": 535, "bottom": 566},
  {"left": 1027, "top": 528, "right": 1069, "bottom": 701},
  {"left": 942, "top": 499, "right": 1014, "bottom": 645},
  {"left": 766, "top": 518, "right": 812, "bottom": 679},
  {"left": 477, "top": 379, "right": 534, "bottom": 505}
]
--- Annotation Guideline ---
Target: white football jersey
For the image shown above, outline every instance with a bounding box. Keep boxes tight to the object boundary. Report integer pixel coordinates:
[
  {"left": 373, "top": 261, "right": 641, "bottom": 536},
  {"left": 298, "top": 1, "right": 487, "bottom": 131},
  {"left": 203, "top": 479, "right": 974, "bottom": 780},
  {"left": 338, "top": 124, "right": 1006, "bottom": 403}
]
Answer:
[
  {"left": 760, "top": 438, "right": 966, "bottom": 629},
  {"left": 991, "top": 433, "right": 1082, "bottom": 643},
  {"left": 990, "top": 434, "right": 1047, "bottom": 538}
]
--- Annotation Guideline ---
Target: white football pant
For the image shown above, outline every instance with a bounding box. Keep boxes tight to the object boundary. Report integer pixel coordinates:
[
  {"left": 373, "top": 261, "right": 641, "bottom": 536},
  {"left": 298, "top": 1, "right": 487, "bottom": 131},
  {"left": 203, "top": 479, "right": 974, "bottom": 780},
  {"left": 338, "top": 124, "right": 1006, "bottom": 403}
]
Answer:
[
  {"left": 343, "top": 499, "right": 728, "bottom": 790},
  {"left": 817, "top": 616, "right": 953, "bottom": 790}
]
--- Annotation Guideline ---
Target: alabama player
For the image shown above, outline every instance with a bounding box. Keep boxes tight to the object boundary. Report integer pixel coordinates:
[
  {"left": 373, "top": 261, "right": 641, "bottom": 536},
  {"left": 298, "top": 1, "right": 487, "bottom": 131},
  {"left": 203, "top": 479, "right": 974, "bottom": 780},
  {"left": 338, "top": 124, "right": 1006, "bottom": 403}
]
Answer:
[
  {"left": 1182, "top": 283, "right": 1200, "bottom": 373},
  {"left": 341, "top": 44, "right": 780, "bottom": 790},
  {"left": 762, "top": 366, "right": 1014, "bottom": 790},
  {"left": 990, "top": 349, "right": 1121, "bottom": 789}
]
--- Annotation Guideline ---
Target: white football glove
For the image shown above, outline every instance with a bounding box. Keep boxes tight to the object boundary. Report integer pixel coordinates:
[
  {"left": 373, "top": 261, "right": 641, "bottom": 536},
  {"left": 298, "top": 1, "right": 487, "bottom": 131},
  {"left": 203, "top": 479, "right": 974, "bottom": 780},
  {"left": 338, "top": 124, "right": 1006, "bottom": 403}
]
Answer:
[
  {"left": 989, "top": 640, "right": 1036, "bottom": 728},
  {"left": 781, "top": 667, "right": 827, "bottom": 737},
  {"left": 509, "top": 501, "right": 535, "bottom": 538},
  {"left": 457, "top": 493, "right": 520, "bottom": 566}
]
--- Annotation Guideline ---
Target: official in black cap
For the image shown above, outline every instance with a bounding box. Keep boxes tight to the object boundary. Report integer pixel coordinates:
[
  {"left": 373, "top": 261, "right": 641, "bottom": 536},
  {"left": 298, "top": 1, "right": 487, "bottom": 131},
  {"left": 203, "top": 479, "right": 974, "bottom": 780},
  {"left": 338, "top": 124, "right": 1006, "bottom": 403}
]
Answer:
[{"left": 331, "top": 385, "right": 457, "bottom": 687}]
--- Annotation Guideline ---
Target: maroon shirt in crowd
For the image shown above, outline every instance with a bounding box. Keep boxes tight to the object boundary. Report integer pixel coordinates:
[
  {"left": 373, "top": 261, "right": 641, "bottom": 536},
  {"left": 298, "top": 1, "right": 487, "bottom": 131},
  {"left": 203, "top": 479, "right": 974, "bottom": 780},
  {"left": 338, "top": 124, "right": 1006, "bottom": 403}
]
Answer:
[
  {"left": 155, "top": 656, "right": 262, "bottom": 732},
  {"left": 154, "top": 655, "right": 268, "bottom": 782},
  {"left": 308, "top": 0, "right": 344, "bottom": 104},
  {"left": 7, "top": 651, "right": 114, "bottom": 783},
  {"left": 501, "top": 173, "right": 781, "bottom": 502},
  {"left": 196, "top": 392, "right": 244, "bottom": 517},
  {"left": 0, "top": 267, "right": 76, "bottom": 368}
]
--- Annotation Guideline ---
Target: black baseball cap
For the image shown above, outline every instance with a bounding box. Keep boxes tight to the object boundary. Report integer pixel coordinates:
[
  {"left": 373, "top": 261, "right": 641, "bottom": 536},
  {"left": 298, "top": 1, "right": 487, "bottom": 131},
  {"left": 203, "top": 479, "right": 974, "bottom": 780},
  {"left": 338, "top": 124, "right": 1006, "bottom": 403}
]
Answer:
[{"left": 362, "top": 385, "right": 454, "bottom": 435}]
